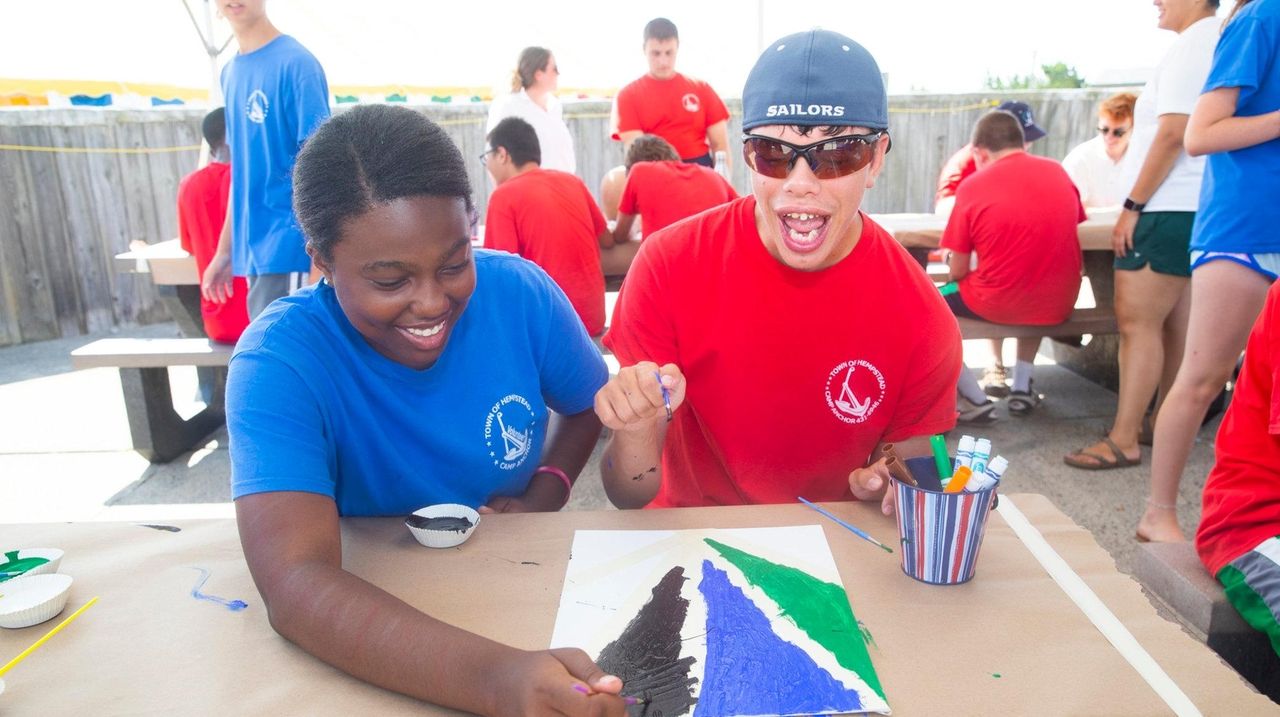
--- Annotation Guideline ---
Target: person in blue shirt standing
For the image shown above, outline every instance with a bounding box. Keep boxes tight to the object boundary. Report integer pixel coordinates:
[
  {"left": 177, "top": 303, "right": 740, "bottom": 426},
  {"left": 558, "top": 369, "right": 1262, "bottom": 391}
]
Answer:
[
  {"left": 202, "top": 0, "right": 330, "bottom": 318},
  {"left": 1139, "top": 0, "right": 1280, "bottom": 543},
  {"left": 227, "top": 105, "right": 626, "bottom": 714}
]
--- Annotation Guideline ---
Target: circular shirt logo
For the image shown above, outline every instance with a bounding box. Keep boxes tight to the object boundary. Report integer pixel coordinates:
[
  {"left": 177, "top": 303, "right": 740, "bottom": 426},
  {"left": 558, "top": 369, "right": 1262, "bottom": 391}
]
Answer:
[
  {"left": 484, "top": 394, "right": 536, "bottom": 470},
  {"left": 824, "top": 360, "right": 886, "bottom": 424},
  {"left": 246, "top": 90, "right": 269, "bottom": 124},
  {"left": 681, "top": 92, "right": 701, "bottom": 113}
]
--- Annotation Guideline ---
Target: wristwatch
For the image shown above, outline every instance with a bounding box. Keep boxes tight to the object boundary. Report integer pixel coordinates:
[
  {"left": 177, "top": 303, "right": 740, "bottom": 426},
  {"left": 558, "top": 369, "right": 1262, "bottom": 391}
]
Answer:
[{"left": 1123, "top": 197, "right": 1147, "bottom": 213}]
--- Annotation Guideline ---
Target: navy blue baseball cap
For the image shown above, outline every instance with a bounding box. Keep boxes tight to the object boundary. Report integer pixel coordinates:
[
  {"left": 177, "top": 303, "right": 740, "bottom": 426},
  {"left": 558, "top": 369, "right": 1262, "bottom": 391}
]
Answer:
[
  {"left": 996, "top": 100, "right": 1047, "bottom": 142},
  {"left": 742, "top": 30, "right": 888, "bottom": 132}
]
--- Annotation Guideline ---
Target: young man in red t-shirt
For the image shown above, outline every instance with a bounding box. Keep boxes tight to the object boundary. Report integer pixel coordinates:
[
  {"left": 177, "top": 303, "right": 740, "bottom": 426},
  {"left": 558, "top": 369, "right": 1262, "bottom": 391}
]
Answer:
[
  {"left": 1196, "top": 281, "right": 1280, "bottom": 660},
  {"left": 596, "top": 30, "right": 962, "bottom": 513},
  {"left": 612, "top": 134, "right": 737, "bottom": 244},
  {"left": 940, "top": 109, "right": 1084, "bottom": 419},
  {"left": 177, "top": 107, "right": 250, "bottom": 344},
  {"left": 482, "top": 117, "right": 610, "bottom": 336},
  {"left": 614, "top": 17, "right": 730, "bottom": 170}
]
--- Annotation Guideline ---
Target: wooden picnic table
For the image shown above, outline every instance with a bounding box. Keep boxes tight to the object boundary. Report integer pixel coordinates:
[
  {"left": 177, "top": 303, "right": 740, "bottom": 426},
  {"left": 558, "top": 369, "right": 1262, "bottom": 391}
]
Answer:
[{"left": 0, "top": 495, "right": 1269, "bottom": 715}]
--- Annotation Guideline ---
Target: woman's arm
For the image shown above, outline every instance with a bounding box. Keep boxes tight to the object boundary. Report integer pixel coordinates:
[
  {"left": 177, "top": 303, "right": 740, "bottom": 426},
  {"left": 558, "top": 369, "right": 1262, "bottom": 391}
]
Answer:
[
  {"left": 483, "top": 408, "right": 603, "bottom": 513},
  {"left": 1185, "top": 87, "right": 1280, "bottom": 156},
  {"left": 1112, "top": 112, "right": 1188, "bottom": 255},
  {"left": 236, "top": 491, "right": 625, "bottom": 715}
]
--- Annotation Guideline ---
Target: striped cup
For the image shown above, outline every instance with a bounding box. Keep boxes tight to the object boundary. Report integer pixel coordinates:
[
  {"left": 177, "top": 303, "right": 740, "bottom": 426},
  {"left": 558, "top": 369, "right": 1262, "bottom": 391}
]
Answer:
[{"left": 892, "top": 455, "right": 999, "bottom": 585}]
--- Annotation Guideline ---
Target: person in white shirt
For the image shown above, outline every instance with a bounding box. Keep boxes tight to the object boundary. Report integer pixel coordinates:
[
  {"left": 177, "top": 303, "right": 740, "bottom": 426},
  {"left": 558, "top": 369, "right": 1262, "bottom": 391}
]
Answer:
[
  {"left": 486, "top": 47, "right": 576, "bottom": 174},
  {"left": 1061, "top": 92, "right": 1137, "bottom": 208},
  {"left": 1064, "top": 0, "right": 1221, "bottom": 496}
]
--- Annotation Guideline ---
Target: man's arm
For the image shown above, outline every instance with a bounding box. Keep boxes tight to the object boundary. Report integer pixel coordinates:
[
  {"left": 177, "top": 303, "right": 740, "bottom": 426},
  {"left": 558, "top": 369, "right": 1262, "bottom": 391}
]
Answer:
[
  {"left": 946, "top": 249, "right": 971, "bottom": 281},
  {"left": 611, "top": 213, "right": 637, "bottom": 247},
  {"left": 706, "top": 120, "right": 730, "bottom": 171},
  {"left": 595, "top": 362, "right": 685, "bottom": 509},
  {"left": 202, "top": 201, "right": 235, "bottom": 304},
  {"left": 1185, "top": 87, "right": 1280, "bottom": 156},
  {"left": 236, "top": 491, "right": 625, "bottom": 715}
]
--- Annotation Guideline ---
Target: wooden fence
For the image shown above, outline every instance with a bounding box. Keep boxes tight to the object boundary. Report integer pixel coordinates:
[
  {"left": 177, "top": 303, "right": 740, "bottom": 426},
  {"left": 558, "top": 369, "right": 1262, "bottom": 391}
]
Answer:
[{"left": 0, "top": 88, "right": 1125, "bottom": 347}]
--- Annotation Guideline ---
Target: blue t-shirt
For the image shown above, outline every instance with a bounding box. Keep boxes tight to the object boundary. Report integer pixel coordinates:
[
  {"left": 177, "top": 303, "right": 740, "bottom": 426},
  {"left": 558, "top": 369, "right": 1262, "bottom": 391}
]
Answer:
[
  {"left": 1191, "top": 0, "right": 1280, "bottom": 253},
  {"left": 227, "top": 250, "right": 608, "bottom": 516},
  {"left": 221, "top": 35, "right": 330, "bottom": 276}
]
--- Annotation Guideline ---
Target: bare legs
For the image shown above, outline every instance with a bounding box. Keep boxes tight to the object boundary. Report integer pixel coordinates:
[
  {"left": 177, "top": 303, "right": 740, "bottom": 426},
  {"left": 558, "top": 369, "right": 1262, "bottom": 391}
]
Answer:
[
  {"left": 1066, "top": 267, "right": 1189, "bottom": 468},
  {"left": 1138, "top": 261, "right": 1271, "bottom": 541}
]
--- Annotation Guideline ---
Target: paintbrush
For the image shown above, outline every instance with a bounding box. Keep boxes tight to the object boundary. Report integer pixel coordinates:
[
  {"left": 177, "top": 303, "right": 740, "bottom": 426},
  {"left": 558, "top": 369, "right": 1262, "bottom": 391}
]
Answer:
[
  {"left": 798, "top": 497, "right": 893, "bottom": 553},
  {"left": 0, "top": 595, "right": 100, "bottom": 688},
  {"left": 572, "top": 683, "right": 647, "bottom": 705}
]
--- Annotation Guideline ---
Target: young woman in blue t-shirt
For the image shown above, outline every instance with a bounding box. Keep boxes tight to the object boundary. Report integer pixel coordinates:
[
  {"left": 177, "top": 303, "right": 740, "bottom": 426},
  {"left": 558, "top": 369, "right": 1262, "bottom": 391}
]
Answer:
[{"left": 226, "top": 104, "right": 626, "bottom": 715}]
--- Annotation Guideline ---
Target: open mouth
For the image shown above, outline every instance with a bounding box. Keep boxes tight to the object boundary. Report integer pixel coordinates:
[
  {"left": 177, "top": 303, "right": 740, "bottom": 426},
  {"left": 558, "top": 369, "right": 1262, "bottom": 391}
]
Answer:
[{"left": 778, "top": 211, "right": 830, "bottom": 254}]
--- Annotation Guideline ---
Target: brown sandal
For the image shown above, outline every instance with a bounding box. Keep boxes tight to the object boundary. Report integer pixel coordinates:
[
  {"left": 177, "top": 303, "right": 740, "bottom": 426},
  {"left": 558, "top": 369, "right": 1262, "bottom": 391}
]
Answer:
[{"left": 1064, "top": 437, "right": 1140, "bottom": 470}]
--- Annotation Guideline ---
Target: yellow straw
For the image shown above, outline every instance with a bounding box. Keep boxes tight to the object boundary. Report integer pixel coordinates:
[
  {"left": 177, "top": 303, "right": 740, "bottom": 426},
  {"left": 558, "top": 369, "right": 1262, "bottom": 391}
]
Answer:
[{"left": 0, "top": 596, "right": 99, "bottom": 677}]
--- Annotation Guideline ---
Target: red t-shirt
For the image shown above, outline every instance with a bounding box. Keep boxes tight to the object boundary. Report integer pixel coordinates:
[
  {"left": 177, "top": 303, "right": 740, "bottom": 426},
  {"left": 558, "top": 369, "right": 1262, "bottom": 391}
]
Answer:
[
  {"left": 176, "top": 161, "right": 250, "bottom": 344},
  {"left": 483, "top": 168, "right": 608, "bottom": 336},
  {"left": 940, "top": 152, "right": 1085, "bottom": 325},
  {"left": 618, "top": 161, "right": 738, "bottom": 240},
  {"left": 615, "top": 73, "right": 729, "bottom": 160},
  {"left": 604, "top": 197, "right": 962, "bottom": 508},
  {"left": 1197, "top": 282, "right": 1280, "bottom": 576},
  {"left": 935, "top": 144, "right": 978, "bottom": 204}
]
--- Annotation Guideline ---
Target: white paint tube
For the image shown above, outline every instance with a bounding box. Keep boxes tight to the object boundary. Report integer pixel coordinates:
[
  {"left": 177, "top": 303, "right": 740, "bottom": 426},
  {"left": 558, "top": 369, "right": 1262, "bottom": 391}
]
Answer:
[
  {"left": 953, "top": 435, "right": 976, "bottom": 472},
  {"left": 970, "top": 438, "right": 992, "bottom": 477},
  {"left": 966, "top": 454, "right": 1007, "bottom": 492}
]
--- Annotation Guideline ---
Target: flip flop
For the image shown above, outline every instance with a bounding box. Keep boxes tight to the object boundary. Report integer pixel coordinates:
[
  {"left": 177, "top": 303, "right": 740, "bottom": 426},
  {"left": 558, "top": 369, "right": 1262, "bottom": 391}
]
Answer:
[{"left": 1063, "top": 436, "right": 1140, "bottom": 470}]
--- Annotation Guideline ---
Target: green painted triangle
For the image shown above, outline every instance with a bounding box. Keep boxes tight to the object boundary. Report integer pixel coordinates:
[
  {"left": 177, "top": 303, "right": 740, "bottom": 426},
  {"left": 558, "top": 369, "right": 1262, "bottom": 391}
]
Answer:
[{"left": 705, "top": 537, "right": 885, "bottom": 699}]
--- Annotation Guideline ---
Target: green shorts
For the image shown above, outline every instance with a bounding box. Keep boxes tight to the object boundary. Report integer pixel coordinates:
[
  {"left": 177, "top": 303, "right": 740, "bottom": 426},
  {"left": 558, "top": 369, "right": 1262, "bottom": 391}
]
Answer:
[
  {"left": 1113, "top": 211, "right": 1193, "bottom": 277},
  {"left": 1218, "top": 535, "right": 1280, "bottom": 659}
]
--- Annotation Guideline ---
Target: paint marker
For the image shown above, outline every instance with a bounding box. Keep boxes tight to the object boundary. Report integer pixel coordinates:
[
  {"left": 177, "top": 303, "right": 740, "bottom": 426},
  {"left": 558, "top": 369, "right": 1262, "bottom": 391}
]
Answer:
[
  {"left": 929, "top": 434, "right": 952, "bottom": 482},
  {"left": 798, "top": 497, "right": 893, "bottom": 553},
  {"left": 653, "top": 371, "right": 672, "bottom": 422},
  {"left": 970, "top": 438, "right": 992, "bottom": 477},
  {"left": 884, "top": 456, "right": 918, "bottom": 487},
  {"left": 572, "top": 683, "right": 646, "bottom": 706},
  {"left": 943, "top": 466, "right": 973, "bottom": 493},
  {"left": 966, "top": 455, "right": 1007, "bottom": 492},
  {"left": 953, "top": 435, "right": 976, "bottom": 472}
]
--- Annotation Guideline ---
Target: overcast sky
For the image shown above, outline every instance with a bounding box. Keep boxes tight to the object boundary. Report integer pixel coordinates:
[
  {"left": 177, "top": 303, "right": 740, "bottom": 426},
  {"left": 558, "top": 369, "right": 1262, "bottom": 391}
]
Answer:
[{"left": 6, "top": 1, "right": 1237, "bottom": 97}]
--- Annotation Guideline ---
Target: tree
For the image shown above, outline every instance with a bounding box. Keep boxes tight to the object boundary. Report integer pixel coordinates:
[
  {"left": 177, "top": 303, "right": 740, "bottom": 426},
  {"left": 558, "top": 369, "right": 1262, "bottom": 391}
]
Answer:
[{"left": 985, "top": 62, "right": 1085, "bottom": 90}]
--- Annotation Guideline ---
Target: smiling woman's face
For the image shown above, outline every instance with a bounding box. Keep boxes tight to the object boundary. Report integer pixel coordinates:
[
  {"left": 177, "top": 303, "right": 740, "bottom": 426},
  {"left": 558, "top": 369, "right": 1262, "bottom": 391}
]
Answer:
[{"left": 313, "top": 195, "right": 476, "bottom": 370}]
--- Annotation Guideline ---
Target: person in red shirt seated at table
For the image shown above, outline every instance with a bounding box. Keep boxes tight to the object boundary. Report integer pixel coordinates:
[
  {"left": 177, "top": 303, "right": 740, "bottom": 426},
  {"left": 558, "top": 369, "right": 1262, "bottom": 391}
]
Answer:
[
  {"left": 177, "top": 107, "right": 249, "bottom": 344},
  {"left": 611, "top": 134, "right": 737, "bottom": 244},
  {"left": 1196, "top": 281, "right": 1280, "bottom": 661},
  {"left": 940, "top": 109, "right": 1085, "bottom": 422},
  {"left": 595, "top": 30, "right": 962, "bottom": 513},
  {"left": 483, "top": 117, "right": 610, "bottom": 337}
]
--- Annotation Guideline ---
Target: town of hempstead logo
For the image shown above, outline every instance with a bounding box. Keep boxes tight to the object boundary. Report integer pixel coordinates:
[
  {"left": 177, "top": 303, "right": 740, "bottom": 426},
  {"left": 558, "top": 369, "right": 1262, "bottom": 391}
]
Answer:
[
  {"left": 824, "top": 359, "right": 886, "bottom": 424},
  {"left": 246, "top": 90, "right": 269, "bottom": 123},
  {"left": 681, "top": 93, "right": 701, "bottom": 113},
  {"left": 484, "top": 394, "right": 535, "bottom": 470}
]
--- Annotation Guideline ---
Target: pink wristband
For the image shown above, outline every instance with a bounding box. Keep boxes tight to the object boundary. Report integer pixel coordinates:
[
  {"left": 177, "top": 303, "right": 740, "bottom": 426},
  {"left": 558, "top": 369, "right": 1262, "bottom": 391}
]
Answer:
[{"left": 535, "top": 465, "right": 572, "bottom": 509}]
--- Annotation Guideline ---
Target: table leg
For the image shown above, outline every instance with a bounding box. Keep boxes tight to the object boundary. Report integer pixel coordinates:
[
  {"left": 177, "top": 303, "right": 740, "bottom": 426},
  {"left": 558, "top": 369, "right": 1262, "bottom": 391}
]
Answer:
[{"left": 118, "top": 366, "right": 227, "bottom": 463}]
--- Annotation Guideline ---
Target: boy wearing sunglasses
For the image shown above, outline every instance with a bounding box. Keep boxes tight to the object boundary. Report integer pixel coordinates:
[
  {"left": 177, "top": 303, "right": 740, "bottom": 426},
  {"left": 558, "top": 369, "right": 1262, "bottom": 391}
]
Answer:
[{"left": 595, "top": 30, "right": 962, "bottom": 516}]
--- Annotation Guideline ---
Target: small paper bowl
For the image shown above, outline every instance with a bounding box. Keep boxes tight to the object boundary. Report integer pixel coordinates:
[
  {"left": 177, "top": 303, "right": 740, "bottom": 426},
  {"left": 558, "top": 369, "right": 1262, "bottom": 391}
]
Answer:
[
  {"left": 405, "top": 504, "right": 480, "bottom": 549},
  {"left": 0, "top": 548, "right": 64, "bottom": 583},
  {"left": 0, "top": 573, "right": 73, "bottom": 629}
]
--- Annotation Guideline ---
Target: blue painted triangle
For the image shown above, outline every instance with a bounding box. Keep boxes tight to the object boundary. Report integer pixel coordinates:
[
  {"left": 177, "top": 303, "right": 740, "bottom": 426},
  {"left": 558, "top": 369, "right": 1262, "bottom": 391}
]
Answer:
[{"left": 695, "top": 559, "right": 864, "bottom": 716}]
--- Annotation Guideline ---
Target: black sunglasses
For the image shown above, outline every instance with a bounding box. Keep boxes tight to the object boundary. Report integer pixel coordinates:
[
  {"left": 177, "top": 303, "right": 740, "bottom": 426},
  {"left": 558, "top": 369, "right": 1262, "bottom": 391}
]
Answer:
[
  {"left": 1097, "top": 126, "right": 1128, "bottom": 138},
  {"left": 741, "top": 131, "right": 886, "bottom": 179}
]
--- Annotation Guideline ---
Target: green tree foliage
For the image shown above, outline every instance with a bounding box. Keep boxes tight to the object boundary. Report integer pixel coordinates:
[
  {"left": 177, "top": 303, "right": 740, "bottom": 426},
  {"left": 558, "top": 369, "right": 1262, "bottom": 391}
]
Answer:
[{"left": 985, "top": 62, "right": 1085, "bottom": 90}]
